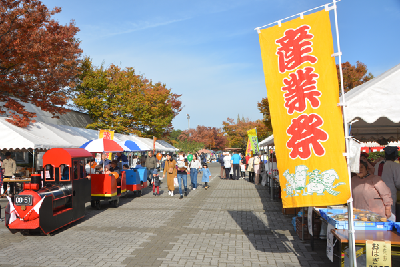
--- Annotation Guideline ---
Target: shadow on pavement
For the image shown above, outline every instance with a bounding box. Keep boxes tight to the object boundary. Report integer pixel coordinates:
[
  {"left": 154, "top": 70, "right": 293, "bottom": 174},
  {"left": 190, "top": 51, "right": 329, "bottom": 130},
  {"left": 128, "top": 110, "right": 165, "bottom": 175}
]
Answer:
[{"left": 226, "top": 178, "right": 337, "bottom": 266}]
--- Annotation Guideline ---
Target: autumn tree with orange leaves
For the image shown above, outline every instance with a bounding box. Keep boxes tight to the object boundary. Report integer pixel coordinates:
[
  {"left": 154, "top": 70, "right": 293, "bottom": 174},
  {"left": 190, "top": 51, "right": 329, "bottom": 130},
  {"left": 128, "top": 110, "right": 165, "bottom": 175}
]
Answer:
[
  {"left": 337, "top": 61, "right": 373, "bottom": 93},
  {"left": 73, "top": 57, "right": 182, "bottom": 138},
  {"left": 178, "top": 125, "right": 227, "bottom": 151},
  {"left": 222, "top": 117, "right": 270, "bottom": 151},
  {"left": 0, "top": 0, "right": 82, "bottom": 127}
]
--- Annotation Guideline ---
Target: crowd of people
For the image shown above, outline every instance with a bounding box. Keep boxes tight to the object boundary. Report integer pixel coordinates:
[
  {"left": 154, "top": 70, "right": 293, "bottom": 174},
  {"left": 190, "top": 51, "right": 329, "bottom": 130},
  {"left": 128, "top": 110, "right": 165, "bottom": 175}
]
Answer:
[{"left": 218, "top": 151, "right": 265, "bottom": 185}]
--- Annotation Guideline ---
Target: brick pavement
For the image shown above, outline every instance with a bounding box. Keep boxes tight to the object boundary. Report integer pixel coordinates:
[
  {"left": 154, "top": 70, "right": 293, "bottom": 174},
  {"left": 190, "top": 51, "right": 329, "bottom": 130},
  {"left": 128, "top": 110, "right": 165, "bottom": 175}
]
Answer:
[{"left": 0, "top": 163, "right": 336, "bottom": 266}]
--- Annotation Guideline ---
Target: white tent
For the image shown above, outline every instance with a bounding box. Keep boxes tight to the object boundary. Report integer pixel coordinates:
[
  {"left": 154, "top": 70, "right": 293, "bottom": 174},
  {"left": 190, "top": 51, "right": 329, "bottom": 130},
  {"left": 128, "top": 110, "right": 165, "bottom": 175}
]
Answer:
[
  {"left": 343, "top": 63, "right": 400, "bottom": 142},
  {"left": 259, "top": 135, "right": 274, "bottom": 147},
  {"left": 0, "top": 117, "right": 178, "bottom": 152},
  {"left": 0, "top": 117, "right": 73, "bottom": 151}
]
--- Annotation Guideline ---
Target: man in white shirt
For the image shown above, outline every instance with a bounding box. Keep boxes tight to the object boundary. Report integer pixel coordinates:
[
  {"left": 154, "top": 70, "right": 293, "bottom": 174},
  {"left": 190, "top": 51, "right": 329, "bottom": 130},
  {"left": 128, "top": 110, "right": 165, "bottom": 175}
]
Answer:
[
  {"left": 375, "top": 146, "right": 400, "bottom": 217},
  {"left": 223, "top": 152, "right": 232, "bottom": 180}
]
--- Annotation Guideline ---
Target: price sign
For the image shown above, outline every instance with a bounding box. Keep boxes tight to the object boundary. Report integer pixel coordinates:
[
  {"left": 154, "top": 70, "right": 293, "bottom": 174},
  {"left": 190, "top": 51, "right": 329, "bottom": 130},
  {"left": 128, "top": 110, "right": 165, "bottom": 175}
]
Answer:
[{"left": 366, "top": 240, "right": 391, "bottom": 267}]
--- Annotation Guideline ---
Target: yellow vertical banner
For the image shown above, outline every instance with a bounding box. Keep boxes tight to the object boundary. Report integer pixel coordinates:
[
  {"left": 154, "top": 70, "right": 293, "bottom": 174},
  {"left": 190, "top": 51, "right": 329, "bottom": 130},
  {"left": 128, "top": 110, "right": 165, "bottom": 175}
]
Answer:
[
  {"left": 246, "top": 139, "right": 252, "bottom": 156},
  {"left": 153, "top": 136, "right": 157, "bottom": 153},
  {"left": 258, "top": 10, "right": 350, "bottom": 208},
  {"left": 99, "top": 129, "right": 115, "bottom": 140},
  {"left": 247, "top": 128, "right": 259, "bottom": 154},
  {"left": 99, "top": 130, "right": 115, "bottom": 160}
]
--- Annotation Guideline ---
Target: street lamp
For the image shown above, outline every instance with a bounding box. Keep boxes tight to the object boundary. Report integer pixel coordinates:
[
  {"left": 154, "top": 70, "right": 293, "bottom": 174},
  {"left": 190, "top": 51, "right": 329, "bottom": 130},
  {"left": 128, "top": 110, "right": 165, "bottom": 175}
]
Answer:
[{"left": 187, "top": 114, "right": 191, "bottom": 137}]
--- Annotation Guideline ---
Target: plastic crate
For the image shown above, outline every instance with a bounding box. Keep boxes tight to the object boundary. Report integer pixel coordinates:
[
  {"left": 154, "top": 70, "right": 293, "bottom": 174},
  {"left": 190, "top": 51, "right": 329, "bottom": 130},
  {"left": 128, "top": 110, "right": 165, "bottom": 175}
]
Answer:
[
  {"left": 393, "top": 222, "right": 400, "bottom": 233},
  {"left": 319, "top": 208, "right": 347, "bottom": 221},
  {"left": 327, "top": 217, "right": 394, "bottom": 230}
]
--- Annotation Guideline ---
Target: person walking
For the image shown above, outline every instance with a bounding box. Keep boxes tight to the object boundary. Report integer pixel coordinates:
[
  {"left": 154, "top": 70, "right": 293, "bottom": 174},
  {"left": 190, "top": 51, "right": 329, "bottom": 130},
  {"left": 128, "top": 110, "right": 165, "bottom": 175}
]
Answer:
[
  {"left": 223, "top": 152, "right": 232, "bottom": 180},
  {"left": 163, "top": 153, "right": 177, "bottom": 196},
  {"left": 176, "top": 153, "right": 190, "bottom": 199},
  {"left": 145, "top": 151, "right": 157, "bottom": 186},
  {"left": 151, "top": 169, "right": 161, "bottom": 196},
  {"left": 231, "top": 151, "right": 241, "bottom": 180},
  {"left": 161, "top": 154, "right": 166, "bottom": 172},
  {"left": 247, "top": 154, "right": 255, "bottom": 183},
  {"left": 189, "top": 154, "right": 201, "bottom": 190},
  {"left": 241, "top": 155, "right": 247, "bottom": 178},
  {"left": 1, "top": 152, "right": 16, "bottom": 197},
  {"left": 219, "top": 153, "right": 225, "bottom": 179},
  {"left": 253, "top": 153, "right": 261, "bottom": 185},
  {"left": 201, "top": 163, "right": 211, "bottom": 189}
]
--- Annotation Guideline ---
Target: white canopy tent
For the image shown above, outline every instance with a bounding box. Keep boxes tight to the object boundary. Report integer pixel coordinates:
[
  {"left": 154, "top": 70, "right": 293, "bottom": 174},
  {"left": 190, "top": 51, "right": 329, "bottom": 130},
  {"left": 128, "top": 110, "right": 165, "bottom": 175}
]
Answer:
[
  {"left": 0, "top": 117, "right": 178, "bottom": 152},
  {"left": 342, "top": 63, "right": 400, "bottom": 142},
  {"left": 259, "top": 135, "right": 274, "bottom": 147},
  {"left": 0, "top": 117, "right": 73, "bottom": 151}
]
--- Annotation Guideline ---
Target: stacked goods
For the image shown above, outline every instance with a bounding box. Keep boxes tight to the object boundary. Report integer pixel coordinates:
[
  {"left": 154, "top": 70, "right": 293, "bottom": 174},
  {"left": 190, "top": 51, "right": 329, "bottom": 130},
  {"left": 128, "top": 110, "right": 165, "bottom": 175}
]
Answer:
[{"left": 325, "top": 209, "right": 393, "bottom": 230}]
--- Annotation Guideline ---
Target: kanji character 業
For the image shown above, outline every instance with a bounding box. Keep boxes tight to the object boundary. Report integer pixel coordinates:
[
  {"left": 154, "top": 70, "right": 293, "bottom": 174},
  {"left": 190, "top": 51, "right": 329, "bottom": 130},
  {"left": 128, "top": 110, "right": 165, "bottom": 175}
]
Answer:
[
  {"left": 286, "top": 113, "right": 328, "bottom": 159},
  {"left": 281, "top": 67, "right": 321, "bottom": 115},
  {"left": 275, "top": 25, "right": 318, "bottom": 73}
]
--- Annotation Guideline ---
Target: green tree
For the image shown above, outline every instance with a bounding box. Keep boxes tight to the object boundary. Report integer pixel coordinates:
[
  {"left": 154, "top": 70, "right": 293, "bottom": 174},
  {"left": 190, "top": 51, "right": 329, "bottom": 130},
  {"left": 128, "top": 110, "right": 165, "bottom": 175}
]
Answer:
[
  {"left": 174, "top": 140, "right": 204, "bottom": 154},
  {"left": 73, "top": 57, "right": 182, "bottom": 138}
]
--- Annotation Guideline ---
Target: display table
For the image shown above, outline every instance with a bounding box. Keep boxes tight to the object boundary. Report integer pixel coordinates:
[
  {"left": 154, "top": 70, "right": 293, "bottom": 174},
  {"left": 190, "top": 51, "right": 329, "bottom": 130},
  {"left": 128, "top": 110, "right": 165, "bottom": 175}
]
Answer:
[
  {"left": 332, "top": 229, "right": 400, "bottom": 266},
  {"left": 2, "top": 178, "right": 31, "bottom": 195}
]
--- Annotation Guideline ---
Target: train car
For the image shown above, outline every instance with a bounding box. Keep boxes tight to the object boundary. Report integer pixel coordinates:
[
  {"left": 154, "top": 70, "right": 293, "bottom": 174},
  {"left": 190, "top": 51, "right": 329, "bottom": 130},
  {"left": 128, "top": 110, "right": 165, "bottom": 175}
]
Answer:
[
  {"left": 125, "top": 168, "right": 148, "bottom": 196},
  {"left": 5, "top": 148, "right": 93, "bottom": 235},
  {"left": 90, "top": 170, "right": 127, "bottom": 209}
]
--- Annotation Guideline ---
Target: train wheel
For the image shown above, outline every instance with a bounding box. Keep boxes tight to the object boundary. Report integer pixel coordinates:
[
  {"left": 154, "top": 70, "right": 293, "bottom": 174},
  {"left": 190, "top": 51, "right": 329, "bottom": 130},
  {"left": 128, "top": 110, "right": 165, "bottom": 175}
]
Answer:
[
  {"left": 91, "top": 200, "right": 95, "bottom": 208},
  {"left": 112, "top": 198, "right": 119, "bottom": 208},
  {"left": 95, "top": 200, "right": 101, "bottom": 210}
]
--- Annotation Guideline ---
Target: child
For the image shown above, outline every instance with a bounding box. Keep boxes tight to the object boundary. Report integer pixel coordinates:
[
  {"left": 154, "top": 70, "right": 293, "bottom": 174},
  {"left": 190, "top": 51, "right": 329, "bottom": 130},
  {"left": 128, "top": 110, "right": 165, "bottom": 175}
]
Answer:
[
  {"left": 200, "top": 163, "right": 211, "bottom": 189},
  {"left": 122, "top": 164, "right": 129, "bottom": 170},
  {"left": 152, "top": 169, "right": 160, "bottom": 196},
  {"left": 240, "top": 162, "right": 246, "bottom": 178}
]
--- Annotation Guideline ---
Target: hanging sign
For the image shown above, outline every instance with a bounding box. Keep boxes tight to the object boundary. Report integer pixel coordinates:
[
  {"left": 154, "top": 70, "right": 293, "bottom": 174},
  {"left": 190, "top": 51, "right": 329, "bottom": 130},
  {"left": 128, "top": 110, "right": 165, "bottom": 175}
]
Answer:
[{"left": 258, "top": 10, "right": 350, "bottom": 208}]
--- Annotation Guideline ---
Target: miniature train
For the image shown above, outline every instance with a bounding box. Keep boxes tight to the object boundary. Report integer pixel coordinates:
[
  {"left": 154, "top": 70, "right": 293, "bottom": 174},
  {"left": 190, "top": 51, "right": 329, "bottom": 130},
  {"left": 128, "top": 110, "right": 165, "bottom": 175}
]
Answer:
[{"left": 5, "top": 148, "right": 148, "bottom": 235}]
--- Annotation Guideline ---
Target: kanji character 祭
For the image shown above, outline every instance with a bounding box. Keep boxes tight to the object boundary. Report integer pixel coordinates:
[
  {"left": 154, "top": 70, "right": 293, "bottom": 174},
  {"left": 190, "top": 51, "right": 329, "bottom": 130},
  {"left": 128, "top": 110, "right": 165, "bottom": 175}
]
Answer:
[
  {"left": 275, "top": 25, "right": 318, "bottom": 73},
  {"left": 281, "top": 67, "right": 321, "bottom": 114},
  {"left": 286, "top": 113, "right": 328, "bottom": 159}
]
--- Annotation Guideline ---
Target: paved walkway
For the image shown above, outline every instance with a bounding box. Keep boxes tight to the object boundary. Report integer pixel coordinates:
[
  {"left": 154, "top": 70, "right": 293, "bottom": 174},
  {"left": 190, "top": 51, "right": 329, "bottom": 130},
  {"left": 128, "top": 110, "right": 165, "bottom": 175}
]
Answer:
[{"left": 0, "top": 163, "right": 335, "bottom": 267}]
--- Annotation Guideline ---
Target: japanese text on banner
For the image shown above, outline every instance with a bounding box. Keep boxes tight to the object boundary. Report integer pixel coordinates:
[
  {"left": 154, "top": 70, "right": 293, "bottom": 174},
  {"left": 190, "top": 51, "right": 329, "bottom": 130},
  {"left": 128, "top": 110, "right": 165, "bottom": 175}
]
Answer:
[
  {"left": 258, "top": 10, "right": 350, "bottom": 208},
  {"left": 247, "top": 128, "right": 259, "bottom": 154}
]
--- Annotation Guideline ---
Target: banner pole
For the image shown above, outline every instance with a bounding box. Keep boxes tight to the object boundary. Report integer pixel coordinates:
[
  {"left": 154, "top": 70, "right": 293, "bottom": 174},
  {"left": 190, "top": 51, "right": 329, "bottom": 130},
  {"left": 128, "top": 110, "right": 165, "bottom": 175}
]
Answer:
[{"left": 331, "top": 0, "right": 357, "bottom": 266}]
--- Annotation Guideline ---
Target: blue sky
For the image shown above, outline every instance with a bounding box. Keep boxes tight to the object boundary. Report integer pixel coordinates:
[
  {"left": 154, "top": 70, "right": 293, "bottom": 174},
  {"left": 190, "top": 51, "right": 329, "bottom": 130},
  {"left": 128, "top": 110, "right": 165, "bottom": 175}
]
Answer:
[{"left": 42, "top": 0, "right": 400, "bottom": 131}]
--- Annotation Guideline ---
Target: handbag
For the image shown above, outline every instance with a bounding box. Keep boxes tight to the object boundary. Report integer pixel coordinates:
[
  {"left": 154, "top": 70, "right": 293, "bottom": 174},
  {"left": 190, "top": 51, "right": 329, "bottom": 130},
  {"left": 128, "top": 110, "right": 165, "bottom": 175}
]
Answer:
[
  {"left": 174, "top": 177, "right": 179, "bottom": 187},
  {"left": 166, "top": 162, "right": 173, "bottom": 174}
]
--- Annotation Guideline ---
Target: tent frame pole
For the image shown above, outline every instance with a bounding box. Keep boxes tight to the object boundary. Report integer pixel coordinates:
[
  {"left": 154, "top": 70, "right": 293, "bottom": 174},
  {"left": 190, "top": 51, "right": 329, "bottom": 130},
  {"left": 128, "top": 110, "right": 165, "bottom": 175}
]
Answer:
[
  {"left": 32, "top": 148, "right": 36, "bottom": 173},
  {"left": 331, "top": 1, "right": 357, "bottom": 266}
]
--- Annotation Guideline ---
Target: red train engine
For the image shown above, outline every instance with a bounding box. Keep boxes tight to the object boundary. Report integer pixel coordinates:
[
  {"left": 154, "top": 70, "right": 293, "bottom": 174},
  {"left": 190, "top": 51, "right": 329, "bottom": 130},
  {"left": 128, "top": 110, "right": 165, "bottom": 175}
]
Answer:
[{"left": 5, "top": 148, "right": 92, "bottom": 235}]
